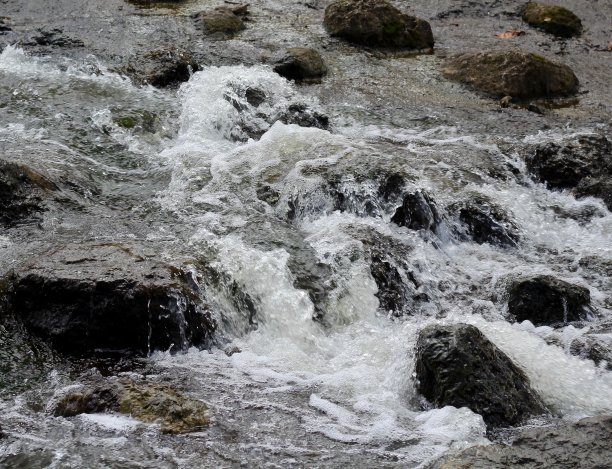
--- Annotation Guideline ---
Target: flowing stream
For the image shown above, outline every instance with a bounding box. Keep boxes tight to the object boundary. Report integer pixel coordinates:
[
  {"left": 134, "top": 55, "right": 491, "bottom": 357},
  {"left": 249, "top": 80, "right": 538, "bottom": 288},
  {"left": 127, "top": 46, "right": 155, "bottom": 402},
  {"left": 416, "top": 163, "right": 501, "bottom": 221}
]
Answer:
[{"left": 0, "top": 11, "right": 611, "bottom": 466}]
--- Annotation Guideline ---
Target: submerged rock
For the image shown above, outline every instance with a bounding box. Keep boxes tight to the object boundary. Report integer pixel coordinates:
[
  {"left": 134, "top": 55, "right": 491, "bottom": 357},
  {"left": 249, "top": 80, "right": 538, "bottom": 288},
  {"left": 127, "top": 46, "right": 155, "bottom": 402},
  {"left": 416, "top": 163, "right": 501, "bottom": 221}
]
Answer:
[
  {"left": 324, "top": 0, "right": 434, "bottom": 50},
  {"left": 6, "top": 243, "right": 216, "bottom": 357},
  {"left": 192, "top": 6, "right": 247, "bottom": 35},
  {"left": 507, "top": 275, "right": 591, "bottom": 326},
  {"left": 55, "top": 377, "right": 209, "bottom": 434},
  {"left": 391, "top": 190, "right": 441, "bottom": 232},
  {"left": 120, "top": 48, "right": 201, "bottom": 87},
  {"left": 0, "top": 160, "right": 56, "bottom": 227},
  {"left": 27, "top": 28, "right": 84, "bottom": 47},
  {"left": 521, "top": 2, "right": 582, "bottom": 38},
  {"left": 273, "top": 47, "right": 327, "bottom": 81},
  {"left": 430, "top": 415, "right": 612, "bottom": 469},
  {"left": 442, "top": 50, "right": 579, "bottom": 100},
  {"left": 415, "top": 324, "right": 546, "bottom": 428},
  {"left": 525, "top": 134, "right": 612, "bottom": 209}
]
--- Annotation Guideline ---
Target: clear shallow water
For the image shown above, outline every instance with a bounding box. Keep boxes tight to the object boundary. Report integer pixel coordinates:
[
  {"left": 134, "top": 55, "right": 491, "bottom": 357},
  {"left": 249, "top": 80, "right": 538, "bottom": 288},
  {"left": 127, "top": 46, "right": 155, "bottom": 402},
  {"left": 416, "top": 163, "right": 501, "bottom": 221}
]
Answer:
[{"left": 0, "top": 44, "right": 611, "bottom": 468}]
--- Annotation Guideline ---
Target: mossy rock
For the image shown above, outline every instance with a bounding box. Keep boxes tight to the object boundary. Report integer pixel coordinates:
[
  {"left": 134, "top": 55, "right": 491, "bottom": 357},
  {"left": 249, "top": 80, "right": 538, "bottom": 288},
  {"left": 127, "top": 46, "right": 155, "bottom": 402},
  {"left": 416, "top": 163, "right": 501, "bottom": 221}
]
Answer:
[
  {"left": 114, "top": 111, "right": 157, "bottom": 132},
  {"left": 324, "top": 0, "right": 434, "bottom": 50},
  {"left": 442, "top": 49, "right": 578, "bottom": 100},
  {"left": 521, "top": 2, "right": 582, "bottom": 38},
  {"left": 193, "top": 7, "right": 246, "bottom": 35},
  {"left": 55, "top": 378, "right": 209, "bottom": 434}
]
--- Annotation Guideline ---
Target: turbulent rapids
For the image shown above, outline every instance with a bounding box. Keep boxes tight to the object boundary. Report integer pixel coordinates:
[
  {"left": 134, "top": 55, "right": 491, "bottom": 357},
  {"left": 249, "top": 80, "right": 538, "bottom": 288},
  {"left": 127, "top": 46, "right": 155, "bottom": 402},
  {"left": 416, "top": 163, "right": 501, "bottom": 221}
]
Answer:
[{"left": 0, "top": 0, "right": 611, "bottom": 467}]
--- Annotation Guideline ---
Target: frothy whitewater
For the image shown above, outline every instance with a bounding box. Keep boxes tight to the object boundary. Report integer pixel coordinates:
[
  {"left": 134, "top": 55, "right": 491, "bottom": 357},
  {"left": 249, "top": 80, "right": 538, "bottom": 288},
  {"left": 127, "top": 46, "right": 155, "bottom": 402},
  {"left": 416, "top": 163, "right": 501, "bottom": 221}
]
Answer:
[{"left": 0, "top": 45, "right": 611, "bottom": 468}]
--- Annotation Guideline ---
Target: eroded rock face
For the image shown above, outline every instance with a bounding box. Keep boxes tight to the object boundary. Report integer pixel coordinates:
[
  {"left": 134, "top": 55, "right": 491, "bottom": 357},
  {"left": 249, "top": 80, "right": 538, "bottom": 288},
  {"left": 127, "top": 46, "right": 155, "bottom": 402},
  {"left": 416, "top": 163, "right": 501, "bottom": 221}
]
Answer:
[
  {"left": 429, "top": 415, "right": 612, "bottom": 469},
  {"left": 6, "top": 243, "right": 216, "bottom": 357},
  {"left": 55, "top": 377, "right": 209, "bottom": 434},
  {"left": 0, "top": 160, "right": 56, "bottom": 227},
  {"left": 442, "top": 50, "right": 579, "bottom": 100},
  {"left": 521, "top": 2, "right": 582, "bottom": 38},
  {"left": 415, "top": 324, "right": 546, "bottom": 428},
  {"left": 508, "top": 275, "right": 591, "bottom": 326},
  {"left": 273, "top": 48, "right": 327, "bottom": 81},
  {"left": 119, "top": 48, "right": 201, "bottom": 87},
  {"left": 525, "top": 134, "right": 612, "bottom": 210},
  {"left": 324, "top": 0, "right": 434, "bottom": 50}
]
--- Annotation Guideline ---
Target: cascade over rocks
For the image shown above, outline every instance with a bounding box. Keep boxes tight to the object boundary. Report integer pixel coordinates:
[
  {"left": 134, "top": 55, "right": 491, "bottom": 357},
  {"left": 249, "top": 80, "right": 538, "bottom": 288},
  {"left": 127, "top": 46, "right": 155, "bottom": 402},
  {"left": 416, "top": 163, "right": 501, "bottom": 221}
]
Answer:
[
  {"left": 55, "top": 377, "right": 209, "bottom": 434},
  {"left": 525, "top": 134, "right": 612, "bottom": 210},
  {"left": 273, "top": 48, "right": 327, "bottom": 81},
  {"left": 429, "top": 415, "right": 612, "bottom": 469},
  {"left": 324, "top": 0, "right": 434, "bottom": 50},
  {"left": 442, "top": 50, "right": 579, "bottom": 100},
  {"left": 415, "top": 324, "right": 547, "bottom": 428},
  {"left": 521, "top": 2, "right": 583, "bottom": 38},
  {"left": 5, "top": 243, "right": 216, "bottom": 357},
  {"left": 507, "top": 275, "right": 591, "bottom": 326}
]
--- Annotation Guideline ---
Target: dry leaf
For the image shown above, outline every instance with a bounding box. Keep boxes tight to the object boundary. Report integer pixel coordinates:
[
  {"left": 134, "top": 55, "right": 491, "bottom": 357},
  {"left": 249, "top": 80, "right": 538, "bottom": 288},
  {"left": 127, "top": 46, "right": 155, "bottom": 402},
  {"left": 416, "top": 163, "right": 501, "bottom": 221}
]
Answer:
[{"left": 495, "top": 28, "right": 526, "bottom": 39}]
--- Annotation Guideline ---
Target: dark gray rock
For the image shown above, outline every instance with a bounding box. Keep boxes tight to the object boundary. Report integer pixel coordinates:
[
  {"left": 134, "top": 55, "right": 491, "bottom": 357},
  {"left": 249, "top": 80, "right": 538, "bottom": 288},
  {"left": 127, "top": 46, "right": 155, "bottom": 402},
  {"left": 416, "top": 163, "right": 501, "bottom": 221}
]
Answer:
[
  {"left": 521, "top": 2, "right": 583, "bottom": 38},
  {"left": 0, "top": 160, "right": 56, "bottom": 227},
  {"left": 279, "top": 104, "right": 330, "bottom": 130},
  {"left": 575, "top": 177, "right": 612, "bottom": 211},
  {"left": 453, "top": 198, "right": 520, "bottom": 248},
  {"left": 391, "top": 190, "right": 441, "bottom": 232},
  {"left": 442, "top": 50, "right": 579, "bottom": 100},
  {"left": 525, "top": 134, "right": 611, "bottom": 190},
  {"left": 119, "top": 48, "right": 201, "bottom": 87},
  {"left": 273, "top": 47, "right": 327, "bottom": 81},
  {"left": 508, "top": 275, "right": 591, "bottom": 326},
  {"left": 415, "top": 324, "right": 547, "bottom": 428},
  {"left": 429, "top": 415, "right": 612, "bottom": 469},
  {"left": 5, "top": 243, "right": 216, "bottom": 357},
  {"left": 26, "top": 28, "right": 84, "bottom": 47},
  {"left": 525, "top": 134, "right": 612, "bottom": 210},
  {"left": 324, "top": 0, "right": 434, "bottom": 50}
]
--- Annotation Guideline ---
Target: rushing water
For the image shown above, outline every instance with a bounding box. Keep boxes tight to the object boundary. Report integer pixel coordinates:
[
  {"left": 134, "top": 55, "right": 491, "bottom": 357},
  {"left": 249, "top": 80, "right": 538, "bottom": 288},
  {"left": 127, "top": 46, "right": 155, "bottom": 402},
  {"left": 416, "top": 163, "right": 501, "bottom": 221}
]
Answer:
[{"left": 0, "top": 40, "right": 611, "bottom": 468}]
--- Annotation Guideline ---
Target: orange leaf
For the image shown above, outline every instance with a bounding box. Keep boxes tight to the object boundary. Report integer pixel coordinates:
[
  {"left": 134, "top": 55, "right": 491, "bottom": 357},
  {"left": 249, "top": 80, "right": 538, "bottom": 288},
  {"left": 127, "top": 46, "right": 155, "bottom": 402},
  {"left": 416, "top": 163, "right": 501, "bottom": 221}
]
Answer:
[{"left": 495, "top": 28, "right": 526, "bottom": 39}]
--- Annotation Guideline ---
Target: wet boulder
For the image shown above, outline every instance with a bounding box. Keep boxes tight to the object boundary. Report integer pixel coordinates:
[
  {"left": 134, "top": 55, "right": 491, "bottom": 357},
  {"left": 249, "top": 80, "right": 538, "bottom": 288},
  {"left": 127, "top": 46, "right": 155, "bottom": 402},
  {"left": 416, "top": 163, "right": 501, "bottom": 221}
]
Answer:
[
  {"left": 120, "top": 48, "right": 201, "bottom": 87},
  {"left": 391, "top": 190, "right": 440, "bottom": 232},
  {"left": 521, "top": 2, "right": 582, "bottom": 38},
  {"left": 525, "top": 134, "right": 612, "bottom": 210},
  {"left": 575, "top": 177, "right": 612, "bottom": 211},
  {"left": 442, "top": 50, "right": 579, "bottom": 100},
  {"left": 192, "top": 5, "right": 247, "bottom": 35},
  {"left": 55, "top": 377, "right": 209, "bottom": 434},
  {"left": 430, "top": 415, "right": 612, "bottom": 469},
  {"left": 278, "top": 104, "right": 330, "bottom": 130},
  {"left": 324, "top": 0, "right": 434, "bottom": 50},
  {"left": 508, "top": 275, "right": 591, "bottom": 326},
  {"left": 5, "top": 243, "right": 216, "bottom": 357},
  {"left": 273, "top": 47, "right": 327, "bottom": 81},
  {"left": 0, "top": 160, "right": 56, "bottom": 227},
  {"left": 453, "top": 198, "right": 520, "bottom": 248},
  {"left": 415, "top": 324, "right": 547, "bottom": 428}
]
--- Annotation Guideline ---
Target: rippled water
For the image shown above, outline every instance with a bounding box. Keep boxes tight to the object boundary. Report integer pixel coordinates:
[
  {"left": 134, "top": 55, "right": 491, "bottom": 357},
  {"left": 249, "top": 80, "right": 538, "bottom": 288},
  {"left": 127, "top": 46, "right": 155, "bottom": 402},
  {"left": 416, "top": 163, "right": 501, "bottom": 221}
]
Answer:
[{"left": 0, "top": 40, "right": 611, "bottom": 468}]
